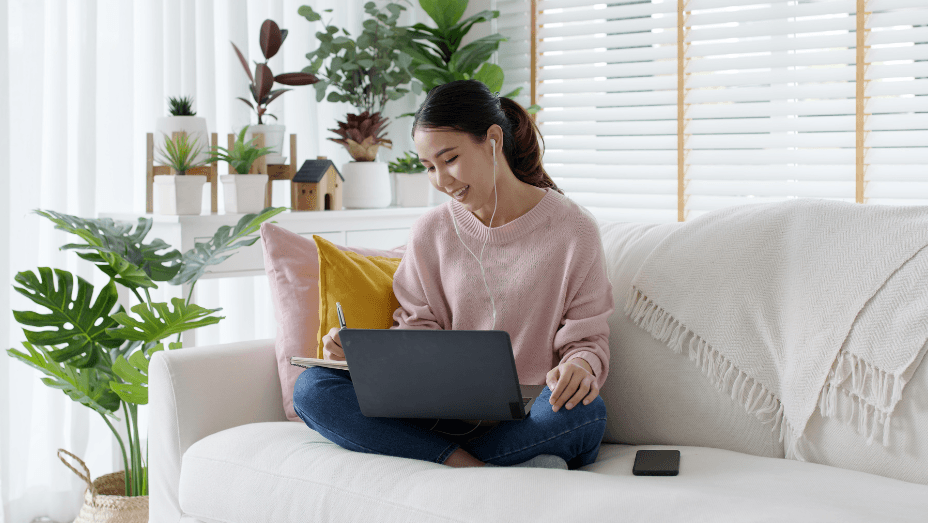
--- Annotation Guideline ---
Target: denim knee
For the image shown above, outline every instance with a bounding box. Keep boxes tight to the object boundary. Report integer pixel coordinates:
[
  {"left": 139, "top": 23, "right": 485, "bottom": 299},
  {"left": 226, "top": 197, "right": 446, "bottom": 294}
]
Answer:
[{"left": 293, "top": 367, "right": 338, "bottom": 423}]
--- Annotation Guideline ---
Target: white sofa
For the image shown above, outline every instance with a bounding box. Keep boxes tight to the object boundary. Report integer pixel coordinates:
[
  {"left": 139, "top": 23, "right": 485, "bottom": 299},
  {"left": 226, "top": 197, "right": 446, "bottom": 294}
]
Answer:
[{"left": 149, "top": 220, "right": 928, "bottom": 523}]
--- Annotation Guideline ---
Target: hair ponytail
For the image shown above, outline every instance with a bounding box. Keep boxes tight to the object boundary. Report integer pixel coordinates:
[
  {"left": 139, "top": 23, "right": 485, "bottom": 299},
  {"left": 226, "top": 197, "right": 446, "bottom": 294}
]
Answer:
[{"left": 412, "top": 80, "right": 564, "bottom": 195}]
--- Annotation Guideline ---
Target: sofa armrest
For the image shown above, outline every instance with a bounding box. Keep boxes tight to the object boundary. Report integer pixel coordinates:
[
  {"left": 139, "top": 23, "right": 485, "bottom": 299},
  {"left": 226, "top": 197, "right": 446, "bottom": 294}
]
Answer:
[{"left": 149, "top": 338, "right": 285, "bottom": 523}]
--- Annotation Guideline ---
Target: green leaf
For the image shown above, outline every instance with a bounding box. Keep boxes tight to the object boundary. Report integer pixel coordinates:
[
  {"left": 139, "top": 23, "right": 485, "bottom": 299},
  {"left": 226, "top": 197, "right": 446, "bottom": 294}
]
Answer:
[
  {"left": 452, "top": 34, "right": 508, "bottom": 76},
  {"left": 34, "top": 209, "right": 174, "bottom": 288},
  {"left": 297, "top": 5, "right": 322, "bottom": 22},
  {"left": 473, "top": 63, "right": 504, "bottom": 93},
  {"left": 109, "top": 343, "right": 173, "bottom": 405},
  {"left": 419, "top": 0, "right": 467, "bottom": 30},
  {"left": 108, "top": 298, "right": 224, "bottom": 343},
  {"left": 168, "top": 207, "right": 287, "bottom": 286},
  {"left": 502, "top": 86, "right": 523, "bottom": 98},
  {"left": 8, "top": 342, "right": 121, "bottom": 417},
  {"left": 12, "top": 269, "right": 122, "bottom": 368}
]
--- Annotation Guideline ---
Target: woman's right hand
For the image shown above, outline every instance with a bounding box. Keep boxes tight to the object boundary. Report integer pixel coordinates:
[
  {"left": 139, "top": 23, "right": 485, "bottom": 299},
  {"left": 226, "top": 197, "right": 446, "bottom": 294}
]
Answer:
[{"left": 322, "top": 326, "right": 345, "bottom": 361}]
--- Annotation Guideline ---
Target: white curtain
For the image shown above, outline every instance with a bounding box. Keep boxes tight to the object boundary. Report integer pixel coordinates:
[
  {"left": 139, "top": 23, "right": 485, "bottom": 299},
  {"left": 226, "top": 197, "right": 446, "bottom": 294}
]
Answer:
[{"left": 1, "top": 0, "right": 429, "bottom": 521}]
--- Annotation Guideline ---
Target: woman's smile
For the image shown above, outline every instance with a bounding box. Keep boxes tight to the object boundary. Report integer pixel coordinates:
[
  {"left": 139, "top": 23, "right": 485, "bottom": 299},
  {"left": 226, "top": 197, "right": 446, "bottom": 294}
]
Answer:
[{"left": 453, "top": 185, "right": 469, "bottom": 201}]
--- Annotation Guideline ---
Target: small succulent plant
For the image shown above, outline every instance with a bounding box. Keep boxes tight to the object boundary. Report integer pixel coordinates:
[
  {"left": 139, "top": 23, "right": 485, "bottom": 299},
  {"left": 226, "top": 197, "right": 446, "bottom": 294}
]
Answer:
[
  {"left": 157, "top": 133, "right": 207, "bottom": 175},
  {"left": 168, "top": 96, "right": 196, "bottom": 116},
  {"left": 327, "top": 111, "right": 393, "bottom": 162},
  {"left": 205, "top": 126, "right": 275, "bottom": 175}
]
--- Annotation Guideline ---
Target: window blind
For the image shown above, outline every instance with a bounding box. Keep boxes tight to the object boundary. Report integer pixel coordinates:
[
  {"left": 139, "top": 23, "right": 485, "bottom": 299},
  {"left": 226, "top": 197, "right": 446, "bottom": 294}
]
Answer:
[
  {"left": 522, "top": 0, "right": 928, "bottom": 222},
  {"left": 496, "top": 0, "right": 536, "bottom": 111}
]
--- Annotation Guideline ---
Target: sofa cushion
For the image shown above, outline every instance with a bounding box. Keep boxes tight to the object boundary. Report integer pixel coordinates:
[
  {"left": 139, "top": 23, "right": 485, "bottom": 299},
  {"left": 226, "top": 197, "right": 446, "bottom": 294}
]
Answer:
[
  {"left": 314, "top": 234, "right": 402, "bottom": 358},
  {"left": 179, "top": 422, "right": 928, "bottom": 523},
  {"left": 598, "top": 221, "right": 784, "bottom": 458},
  {"left": 260, "top": 223, "right": 406, "bottom": 422}
]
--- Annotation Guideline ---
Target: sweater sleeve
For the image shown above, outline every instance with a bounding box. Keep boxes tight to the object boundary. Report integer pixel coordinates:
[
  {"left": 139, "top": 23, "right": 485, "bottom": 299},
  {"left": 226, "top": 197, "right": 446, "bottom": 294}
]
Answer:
[
  {"left": 553, "top": 233, "right": 614, "bottom": 390},
  {"left": 391, "top": 224, "right": 444, "bottom": 330}
]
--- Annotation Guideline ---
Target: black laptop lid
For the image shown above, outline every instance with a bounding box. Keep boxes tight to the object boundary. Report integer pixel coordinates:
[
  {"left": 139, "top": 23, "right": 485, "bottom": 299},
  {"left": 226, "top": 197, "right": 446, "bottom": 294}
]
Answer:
[{"left": 340, "top": 329, "right": 526, "bottom": 420}]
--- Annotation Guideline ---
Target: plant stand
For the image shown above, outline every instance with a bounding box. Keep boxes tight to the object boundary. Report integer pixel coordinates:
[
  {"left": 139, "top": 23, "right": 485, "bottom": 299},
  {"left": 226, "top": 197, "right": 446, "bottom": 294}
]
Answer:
[
  {"left": 147, "top": 132, "right": 219, "bottom": 214},
  {"left": 231, "top": 132, "right": 297, "bottom": 208}
]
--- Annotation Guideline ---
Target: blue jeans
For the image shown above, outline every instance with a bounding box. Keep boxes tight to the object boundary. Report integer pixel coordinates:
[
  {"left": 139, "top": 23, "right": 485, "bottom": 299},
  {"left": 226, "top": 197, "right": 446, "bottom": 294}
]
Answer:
[{"left": 293, "top": 366, "right": 607, "bottom": 470}]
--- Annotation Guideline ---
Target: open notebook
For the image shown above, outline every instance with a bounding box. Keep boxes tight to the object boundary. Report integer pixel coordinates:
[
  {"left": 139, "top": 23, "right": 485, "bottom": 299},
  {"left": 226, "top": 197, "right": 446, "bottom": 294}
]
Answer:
[{"left": 290, "top": 356, "right": 348, "bottom": 371}]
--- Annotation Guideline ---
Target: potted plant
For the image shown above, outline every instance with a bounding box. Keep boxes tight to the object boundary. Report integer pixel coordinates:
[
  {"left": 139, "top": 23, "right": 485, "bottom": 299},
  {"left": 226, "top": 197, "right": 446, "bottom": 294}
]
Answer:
[
  {"left": 298, "top": 1, "right": 416, "bottom": 209},
  {"left": 153, "top": 132, "right": 209, "bottom": 215},
  {"left": 232, "top": 19, "right": 319, "bottom": 164},
  {"left": 396, "top": 0, "right": 541, "bottom": 117},
  {"left": 388, "top": 151, "right": 432, "bottom": 207},
  {"left": 7, "top": 207, "right": 286, "bottom": 505},
  {"left": 155, "top": 96, "right": 211, "bottom": 165},
  {"left": 206, "top": 125, "right": 275, "bottom": 214}
]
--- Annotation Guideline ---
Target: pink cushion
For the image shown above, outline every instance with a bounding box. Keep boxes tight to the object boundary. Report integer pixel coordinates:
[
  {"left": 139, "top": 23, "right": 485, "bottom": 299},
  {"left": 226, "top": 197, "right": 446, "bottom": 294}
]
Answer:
[{"left": 260, "top": 222, "right": 407, "bottom": 422}]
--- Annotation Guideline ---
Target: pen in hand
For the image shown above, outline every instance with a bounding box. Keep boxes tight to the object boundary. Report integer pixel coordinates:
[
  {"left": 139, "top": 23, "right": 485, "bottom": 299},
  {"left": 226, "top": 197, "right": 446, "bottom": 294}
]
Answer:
[
  {"left": 336, "top": 302, "right": 347, "bottom": 330},
  {"left": 321, "top": 302, "right": 347, "bottom": 362}
]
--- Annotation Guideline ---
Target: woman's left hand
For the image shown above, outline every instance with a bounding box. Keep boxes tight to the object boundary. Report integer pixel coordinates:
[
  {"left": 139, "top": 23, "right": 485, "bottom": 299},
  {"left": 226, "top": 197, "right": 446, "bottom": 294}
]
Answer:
[{"left": 546, "top": 359, "right": 599, "bottom": 412}]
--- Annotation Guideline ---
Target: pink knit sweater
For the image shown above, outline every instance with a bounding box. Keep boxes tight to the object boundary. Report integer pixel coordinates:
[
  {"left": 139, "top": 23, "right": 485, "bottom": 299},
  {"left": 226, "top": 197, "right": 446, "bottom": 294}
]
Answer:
[{"left": 390, "top": 188, "right": 614, "bottom": 389}]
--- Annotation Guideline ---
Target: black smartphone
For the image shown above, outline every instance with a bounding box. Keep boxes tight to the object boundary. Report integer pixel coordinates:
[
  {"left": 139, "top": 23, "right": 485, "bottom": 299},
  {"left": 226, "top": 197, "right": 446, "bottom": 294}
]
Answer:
[{"left": 632, "top": 450, "right": 680, "bottom": 476}]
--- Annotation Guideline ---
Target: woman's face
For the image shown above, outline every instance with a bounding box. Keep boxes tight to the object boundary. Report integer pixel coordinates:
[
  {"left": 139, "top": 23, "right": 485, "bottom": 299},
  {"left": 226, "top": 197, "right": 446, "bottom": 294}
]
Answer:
[{"left": 413, "top": 127, "right": 499, "bottom": 208}]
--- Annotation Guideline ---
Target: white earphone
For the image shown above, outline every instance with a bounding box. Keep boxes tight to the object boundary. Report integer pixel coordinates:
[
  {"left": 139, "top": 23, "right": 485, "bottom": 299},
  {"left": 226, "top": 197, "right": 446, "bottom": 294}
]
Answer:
[
  {"left": 436, "top": 134, "right": 500, "bottom": 436},
  {"left": 450, "top": 134, "right": 500, "bottom": 331}
]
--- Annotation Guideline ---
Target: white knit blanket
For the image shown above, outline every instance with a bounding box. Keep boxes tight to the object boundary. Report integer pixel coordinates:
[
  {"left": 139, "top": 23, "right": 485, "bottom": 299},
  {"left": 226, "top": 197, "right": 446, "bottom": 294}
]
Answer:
[{"left": 625, "top": 199, "right": 928, "bottom": 459}]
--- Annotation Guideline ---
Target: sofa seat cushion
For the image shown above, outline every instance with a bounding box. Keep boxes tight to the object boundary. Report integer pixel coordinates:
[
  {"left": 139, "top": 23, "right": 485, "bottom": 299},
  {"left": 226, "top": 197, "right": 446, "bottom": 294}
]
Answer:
[{"left": 179, "top": 422, "right": 928, "bottom": 523}]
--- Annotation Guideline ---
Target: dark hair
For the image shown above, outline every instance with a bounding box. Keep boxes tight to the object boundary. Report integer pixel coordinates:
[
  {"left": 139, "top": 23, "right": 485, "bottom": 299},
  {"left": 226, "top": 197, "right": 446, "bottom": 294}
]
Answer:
[{"left": 411, "top": 79, "right": 564, "bottom": 195}]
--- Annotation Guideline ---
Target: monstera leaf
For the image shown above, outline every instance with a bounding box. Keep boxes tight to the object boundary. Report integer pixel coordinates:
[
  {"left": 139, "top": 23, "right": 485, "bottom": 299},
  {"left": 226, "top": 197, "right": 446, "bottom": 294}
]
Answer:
[
  {"left": 109, "top": 342, "right": 181, "bottom": 405},
  {"left": 169, "top": 207, "right": 286, "bottom": 286},
  {"left": 7, "top": 342, "right": 121, "bottom": 417},
  {"left": 12, "top": 268, "right": 123, "bottom": 369},
  {"left": 108, "top": 298, "right": 224, "bottom": 343},
  {"left": 35, "top": 209, "right": 181, "bottom": 289}
]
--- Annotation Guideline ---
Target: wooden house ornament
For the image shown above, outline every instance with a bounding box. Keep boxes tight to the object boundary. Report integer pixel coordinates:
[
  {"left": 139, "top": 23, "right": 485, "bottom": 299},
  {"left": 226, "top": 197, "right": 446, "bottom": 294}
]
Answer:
[{"left": 292, "top": 156, "right": 344, "bottom": 211}]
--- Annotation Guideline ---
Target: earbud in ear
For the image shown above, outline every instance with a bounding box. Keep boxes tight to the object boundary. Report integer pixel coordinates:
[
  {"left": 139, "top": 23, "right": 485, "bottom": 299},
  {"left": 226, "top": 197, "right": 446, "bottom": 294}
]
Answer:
[{"left": 491, "top": 138, "right": 496, "bottom": 147}]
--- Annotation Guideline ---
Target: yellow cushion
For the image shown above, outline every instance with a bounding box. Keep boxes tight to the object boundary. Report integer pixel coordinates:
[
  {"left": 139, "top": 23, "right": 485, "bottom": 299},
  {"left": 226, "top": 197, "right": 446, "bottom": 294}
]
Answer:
[{"left": 314, "top": 235, "right": 403, "bottom": 359}]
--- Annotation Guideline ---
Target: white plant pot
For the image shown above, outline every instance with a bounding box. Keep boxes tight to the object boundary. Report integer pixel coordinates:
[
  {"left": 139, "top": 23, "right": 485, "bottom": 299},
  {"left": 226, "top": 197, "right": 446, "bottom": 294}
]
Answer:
[
  {"left": 341, "top": 161, "right": 392, "bottom": 209},
  {"left": 153, "top": 175, "right": 207, "bottom": 215},
  {"left": 155, "top": 116, "right": 210, "bottom": 166},
  {"left": 245, "top": 124, "right": 286, "bottom": 164},
  {"left": 395, "top": 171, "right": 431, "bottom": 207},
  {"left": 220, "top": 174, "right": 269, "bottom": 214},
  {"left": 428, "top": 183, "right": 452, "bottom": 207}
]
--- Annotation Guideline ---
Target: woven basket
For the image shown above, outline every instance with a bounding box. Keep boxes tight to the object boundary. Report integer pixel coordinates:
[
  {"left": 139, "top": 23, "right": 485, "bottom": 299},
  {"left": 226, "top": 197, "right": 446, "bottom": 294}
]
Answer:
[{"left": 58, "top": 449, "right": 149, "bottom": 523}]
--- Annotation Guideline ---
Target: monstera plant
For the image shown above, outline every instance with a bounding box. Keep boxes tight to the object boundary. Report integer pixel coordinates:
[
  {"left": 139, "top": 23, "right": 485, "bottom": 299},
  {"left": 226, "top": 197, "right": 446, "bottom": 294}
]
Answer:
[{"left": 7, "top": 206, "right": 286, "bottom": 497}]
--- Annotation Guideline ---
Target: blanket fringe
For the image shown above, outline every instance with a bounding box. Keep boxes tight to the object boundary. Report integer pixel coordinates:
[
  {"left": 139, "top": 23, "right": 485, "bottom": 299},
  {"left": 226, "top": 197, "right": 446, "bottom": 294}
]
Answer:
[
  {"left": 818, "top": 350, "right": 900, "bottom": 447},
  {"left": 625, "top": 287, "right": 807, "bottom": 460}
]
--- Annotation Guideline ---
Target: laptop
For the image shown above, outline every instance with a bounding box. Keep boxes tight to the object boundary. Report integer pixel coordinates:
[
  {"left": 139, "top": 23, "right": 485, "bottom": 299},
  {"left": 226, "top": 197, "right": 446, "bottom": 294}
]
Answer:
[{"left": 339, "top": 328, "right": 545, "bottom": 421}]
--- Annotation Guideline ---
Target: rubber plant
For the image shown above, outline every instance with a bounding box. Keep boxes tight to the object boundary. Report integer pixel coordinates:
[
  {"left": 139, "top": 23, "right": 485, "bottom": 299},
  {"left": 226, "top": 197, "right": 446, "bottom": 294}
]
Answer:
[
  {"left": 7, "top": 206, "right": 286, "bottom": 497},
  {"left": 232, "top": 19, "right": 321, "bottom": 124},
  {"left": 298, "top": 1, "right": 416, "bottom": 161},
  {"left": 397, "top": 0, "right": 541, "bottom": 116}
]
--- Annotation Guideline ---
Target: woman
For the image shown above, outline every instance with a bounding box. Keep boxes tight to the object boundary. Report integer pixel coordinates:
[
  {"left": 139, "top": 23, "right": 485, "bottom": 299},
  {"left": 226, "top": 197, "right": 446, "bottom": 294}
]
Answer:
[{"left": 294, "top": 79, "right": 614, "bottom": 469}]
